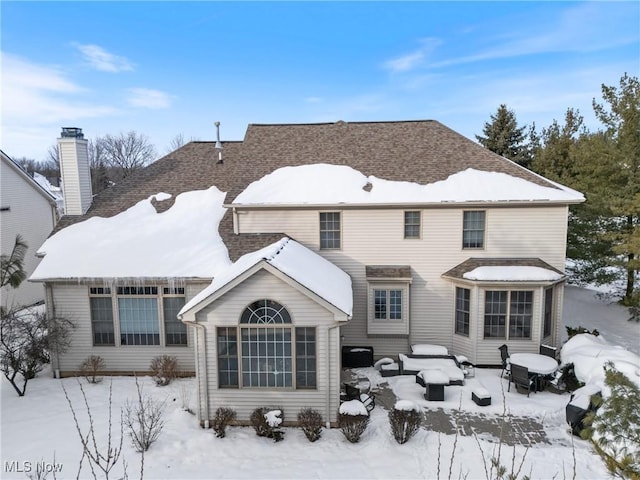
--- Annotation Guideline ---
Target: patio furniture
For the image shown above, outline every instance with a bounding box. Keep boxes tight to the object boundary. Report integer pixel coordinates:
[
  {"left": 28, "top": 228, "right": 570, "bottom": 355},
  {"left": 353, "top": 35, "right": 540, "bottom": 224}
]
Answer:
[
  {"left": 399, "top": 354, "right": 466, "bottom": 385},
  {"left": 508, "top": 363, "right": 534, "bottom": 397},
  {"left": 421, "top": 370, "right": 449, "bottom": 401},
  {"left": 343, "top": 383, "right": 375, "bottom": 412},
  {"left": 540, "top": 344, "right": 558, "bottom": 361},
  {"left": 411, "top": 344, "right": 448, "bottom": 355},
  {"left": 565, "top": 385, "right": 601, "bottom": 436},
  {"left": 499, "top": 344, "right": 510, "bottom": 378},
  {"left": 380, "top": 362, "right": 399, "bottom": 377},
  {"left": 342, "top": 346, "right": 374, "bottom": 368},
  {"left": 472, "top": 387, "right": 491, "bottom": 406},
  {"left": 509, "top": 353, "right": 559, "bottom": 392}
]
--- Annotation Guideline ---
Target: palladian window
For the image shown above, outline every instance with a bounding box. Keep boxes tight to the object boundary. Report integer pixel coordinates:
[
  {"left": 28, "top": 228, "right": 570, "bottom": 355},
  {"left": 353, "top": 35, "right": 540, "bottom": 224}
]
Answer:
[{"left": 217, "top": 300, "right": 316, "bottom": 389}]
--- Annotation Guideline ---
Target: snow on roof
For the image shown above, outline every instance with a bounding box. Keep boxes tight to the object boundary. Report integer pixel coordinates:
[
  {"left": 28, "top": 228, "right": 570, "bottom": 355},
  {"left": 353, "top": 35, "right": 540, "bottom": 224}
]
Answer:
[
  {"left": 233, "top": 164, "right": 584, "bottom": 205},
  {"left": 561, "top": 333, "right": 640, "bottom": 391},
  {"left": 31, "top": 187, "right": 231, "bottom": 281},
  {"left": 462, "top": 266, "right": 565, "bottom": 282},
  {"left": 179, "top": 237, "right": 352, "bottom": 317}
]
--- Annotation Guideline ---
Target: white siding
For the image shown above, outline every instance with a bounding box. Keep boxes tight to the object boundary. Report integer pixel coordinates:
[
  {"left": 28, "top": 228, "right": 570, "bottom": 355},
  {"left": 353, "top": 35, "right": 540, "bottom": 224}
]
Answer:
[
  {"left": 196, "top": 269, "right": 343, "bottom": 424},
  {"left": 50, "top": 282, "right": 209, "bottom": 374},
  {"left": 1, "top": 156, "right": 56, "bottom": 308},
  {"left": 237, "top": 205, "right": 570, "bottom": 362},
  {"left": 58, "top": 137, "right": 92, "bottom": 216}
]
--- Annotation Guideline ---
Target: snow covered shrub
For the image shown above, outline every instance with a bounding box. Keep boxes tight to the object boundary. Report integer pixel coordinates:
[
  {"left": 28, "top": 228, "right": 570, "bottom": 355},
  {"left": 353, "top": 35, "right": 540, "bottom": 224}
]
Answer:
[
  {"left": 124, "top": 377, "right": 166, "bottom": 452},
  {"left": 389, "top": 400, "right": 423, "bottom": 444},
  {"left": 582, "top": 365, "right": 640, "bottom": 478},
  {"left": 338, "top": 400, "right": 369, "bottom": 443},
  {"left": 149, "top": 354, "right": 178, "bottom": 386},
  {"left": 559, "top": 363, "right": 584, "bottom": 392},
  {"left": 79, "top": 355, "right": 105, "bottom": 384},
  {"left": 297, "top": 408, "right": 323, "bottom": 442},
  {"left": 566, "top": 325, "right": 599, "bottom": 339},
  {"left": 250, "top": 407, "right": 285, "bottom": 442},
  {"left": 212, "top": 407, "right": 236, "bottom": 438}
]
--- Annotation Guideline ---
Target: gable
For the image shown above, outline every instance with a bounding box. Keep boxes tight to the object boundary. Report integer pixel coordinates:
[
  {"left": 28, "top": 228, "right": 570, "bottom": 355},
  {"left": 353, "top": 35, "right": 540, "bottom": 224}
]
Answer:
[{"left": 1, "top": 151, "right": 57, "bottom": 206}]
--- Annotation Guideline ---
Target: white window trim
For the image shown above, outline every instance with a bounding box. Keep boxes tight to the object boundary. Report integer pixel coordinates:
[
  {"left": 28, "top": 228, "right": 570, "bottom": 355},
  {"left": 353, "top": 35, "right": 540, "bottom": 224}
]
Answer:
[
  {"left": 482, "top": 288, "right": 534, "bottom": 340},
  {"left": 403, "top": 210, "right": 422, "bottom": 240},
  {"left": 462, "top": 209, "right": 487, "bottom": 250},
  {"left": 88, "top": 285, "right": 189, "bottom": 348},
  {"left": 319, "top": 211, "right": 342, "bottom": 250},
  {"left": 367, "top": 281, "right": 410, "bottom": 336}
]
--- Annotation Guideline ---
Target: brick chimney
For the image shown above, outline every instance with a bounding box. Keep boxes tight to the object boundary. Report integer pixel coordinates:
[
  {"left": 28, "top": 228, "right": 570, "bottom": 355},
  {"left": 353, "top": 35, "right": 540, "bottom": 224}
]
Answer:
[{"left": 58, "top": 127, "right": 93, "bottom": 216}]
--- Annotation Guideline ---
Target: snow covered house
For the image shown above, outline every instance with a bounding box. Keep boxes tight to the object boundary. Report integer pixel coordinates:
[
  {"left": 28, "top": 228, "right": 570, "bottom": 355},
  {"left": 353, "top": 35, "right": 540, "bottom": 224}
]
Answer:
[
  {"left": 1, "top": 150, "right": 58, "bottom": 309},
  {"left": 30, "top": 121, "right": 584, "bottom": 425}
]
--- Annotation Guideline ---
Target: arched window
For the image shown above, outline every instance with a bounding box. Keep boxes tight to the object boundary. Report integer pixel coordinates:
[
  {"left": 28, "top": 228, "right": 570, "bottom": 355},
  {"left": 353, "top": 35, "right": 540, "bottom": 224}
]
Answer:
[
  {"left": 240, "top": 300, "right": 291, "bottom": 324},
  {"left": 217, "top": 299, "right": 316, "bottom": 389}
]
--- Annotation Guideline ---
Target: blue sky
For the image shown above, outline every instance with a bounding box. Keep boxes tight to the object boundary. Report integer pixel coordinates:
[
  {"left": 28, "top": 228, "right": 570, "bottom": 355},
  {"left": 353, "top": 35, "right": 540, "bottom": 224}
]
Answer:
[{"left": 2, "top": 1, "right": 639, "bottom": 162}]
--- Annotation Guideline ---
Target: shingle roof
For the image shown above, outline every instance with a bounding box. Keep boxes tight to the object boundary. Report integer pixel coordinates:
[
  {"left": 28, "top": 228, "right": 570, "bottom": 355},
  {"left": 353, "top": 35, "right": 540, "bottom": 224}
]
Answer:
[
  {"left": 441, "top": 258, "right": 565, "bottom": 280},
  {"left": 53, "top": 120, "right": 573, "bottom": 261}
]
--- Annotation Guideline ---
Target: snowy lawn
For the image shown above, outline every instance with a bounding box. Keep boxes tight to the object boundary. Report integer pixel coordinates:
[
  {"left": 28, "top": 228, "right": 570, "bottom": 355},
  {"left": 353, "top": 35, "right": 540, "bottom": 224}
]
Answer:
[{"left": 1, "top": 285, "right": 637, "bottom": 479}]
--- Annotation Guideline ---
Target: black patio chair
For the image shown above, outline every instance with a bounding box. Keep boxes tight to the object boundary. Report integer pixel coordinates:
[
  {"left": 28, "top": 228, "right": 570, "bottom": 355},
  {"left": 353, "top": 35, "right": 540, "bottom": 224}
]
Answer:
[
  {"left": 498, "top": 344, "right": 511, "bottom": 378},
  {"left": 343, "top": 383, "right": 375, "bottom": 412},
  {"left": 540, "top": 344, "right": 559, "bottom": 362},
  {"left": 508, "top": 364, "right": 534, "bottom": 397}
]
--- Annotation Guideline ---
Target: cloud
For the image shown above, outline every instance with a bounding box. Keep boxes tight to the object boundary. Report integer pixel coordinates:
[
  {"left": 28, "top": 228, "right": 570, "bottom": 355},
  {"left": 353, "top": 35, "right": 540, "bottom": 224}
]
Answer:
[
  {"left": 1, "top": 52, "right": 120, "bottom": 158},
  {"left": 430, "top": 3, "right": 639, "bottom": 69},
  {"left": 74, "top": 43, "right": 134, "bottom": 72},
  {"left": 382, "top": 38, "right": 442, "bottom": 73},
  {"left": 126, "top": 88, "right": 174, "bottom": 109}
]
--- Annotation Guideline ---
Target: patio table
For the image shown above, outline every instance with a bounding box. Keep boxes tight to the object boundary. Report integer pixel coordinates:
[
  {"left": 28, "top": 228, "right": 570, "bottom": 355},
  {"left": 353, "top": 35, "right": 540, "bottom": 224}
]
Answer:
[
  {"left": 509, "top": 353, "right": 559, "bottom": 392},
  {"left": 509, "top": 353, "right": 558, "bottom": 375}
]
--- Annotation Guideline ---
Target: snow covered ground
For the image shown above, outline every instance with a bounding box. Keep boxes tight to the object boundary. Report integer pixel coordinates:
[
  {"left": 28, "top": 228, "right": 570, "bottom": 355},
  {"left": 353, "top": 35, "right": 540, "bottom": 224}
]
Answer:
[{"left": 1, "top": 286, "right": 638, "bottom": 479}]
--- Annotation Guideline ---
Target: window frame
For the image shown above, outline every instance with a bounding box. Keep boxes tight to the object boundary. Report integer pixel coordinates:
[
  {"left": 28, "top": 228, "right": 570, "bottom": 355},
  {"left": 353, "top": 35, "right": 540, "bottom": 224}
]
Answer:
[
  {"left": 462, "top": 210, "right": 486, "bottom": 249},
  {"left": 403, "top": 210, "right": 421, "bottom": 239},
  {"left": 217, "top": 300, "right": 317, "bottom": 390},
  {"left": 87, "top": 284, "right": 188, "bottom": 348},
  {"left": 543, "top": 286, "right": 554, "bottom": 338},
  {"left": 89, "top": 287, "right": 115, "bottom": 346},
  {"left": 483, "top": 289, "right": 533, "bottom": 340},
  {"left": 366, "top": 282, "right": 410, "bottom": 336},
  {"left": 454, "top": 287, "right": 471, "bottom": 337},
  {"left": 163, "top": 287, "right": 188, "bottom": 346},
  {"left": 319, "top": 211, "right": 341, "bottom": 250}
]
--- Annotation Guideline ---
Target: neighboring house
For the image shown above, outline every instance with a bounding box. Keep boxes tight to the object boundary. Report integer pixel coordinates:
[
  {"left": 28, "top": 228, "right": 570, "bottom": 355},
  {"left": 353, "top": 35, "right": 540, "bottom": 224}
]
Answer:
[
  {"left": 31, "top": 121, "right": 584, "bottom": 426},
  {"left": 1, "top": 150, "right": 58, "bottom": 309}
]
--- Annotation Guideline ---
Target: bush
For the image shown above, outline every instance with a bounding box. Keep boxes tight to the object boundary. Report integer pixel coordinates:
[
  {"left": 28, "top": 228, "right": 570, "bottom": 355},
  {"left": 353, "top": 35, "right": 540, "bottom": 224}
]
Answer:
[
  {"left": 297, "top": 408, "right": 323, "bottom": 442},
  {"left": 389, "top": 402, "right": 422, "bottom": 444},
  {"left": 124, "top": 377, "right": 166, "bottom": 452},
  {"left": 582, "top": 365, "right": 640, "bottom": 478},
  {"left": 566, "top": 325, "right": 600, "bottom": 339},
  {"left": 149, "top": 355, "right": 178, "bottom": 386},
  {"left": 338, "top": 412, "right": 369, "bottom": 443},
  {"left": 79, "top": 355, "right": 105, "bottom": 384},
  {"left": 250, "top": 407, "right": 285, "bottom": 442},
  {"left": 212, "top": 407, "right": 236, "bottom": 438},
  {"left": 559, "top": 363, "right": 584, "bottom": 392}
]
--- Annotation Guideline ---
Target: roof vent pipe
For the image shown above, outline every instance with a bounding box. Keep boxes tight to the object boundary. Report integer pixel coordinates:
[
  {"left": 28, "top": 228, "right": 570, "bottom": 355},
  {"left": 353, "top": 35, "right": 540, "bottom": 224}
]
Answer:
[{"left": 214, "top": 121, "right": 223, "bottom": 164}]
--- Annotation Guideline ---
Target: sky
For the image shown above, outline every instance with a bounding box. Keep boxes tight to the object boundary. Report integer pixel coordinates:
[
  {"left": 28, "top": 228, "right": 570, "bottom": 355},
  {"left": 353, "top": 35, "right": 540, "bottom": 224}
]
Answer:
[{"left": 1, "top": 1, "right": 639, "bottom": 162}]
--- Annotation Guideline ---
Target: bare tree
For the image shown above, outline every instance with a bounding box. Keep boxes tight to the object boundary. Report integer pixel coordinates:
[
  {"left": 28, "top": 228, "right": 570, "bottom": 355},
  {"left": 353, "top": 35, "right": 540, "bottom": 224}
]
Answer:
[
  {"left": 165, "top": 133, "right": 199, "bottom": 154},
  {"left": 100, "top": 131, "right": 156, "bottom": 179},
  {"left": 88, "top": 139, "right": 112, "bottom": 194}
]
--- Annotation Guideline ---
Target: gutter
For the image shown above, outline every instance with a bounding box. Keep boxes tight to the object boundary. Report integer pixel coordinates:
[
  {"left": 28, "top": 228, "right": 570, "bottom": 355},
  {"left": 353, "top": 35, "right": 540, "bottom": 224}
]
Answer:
[{"left": 224, "top": 199, "right": 586, "bottom": 211}]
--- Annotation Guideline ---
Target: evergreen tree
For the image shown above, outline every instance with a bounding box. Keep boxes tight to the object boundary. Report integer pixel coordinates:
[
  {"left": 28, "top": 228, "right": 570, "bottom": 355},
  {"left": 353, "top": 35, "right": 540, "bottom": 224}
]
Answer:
[{"left": 476, "top": 104, "right": 530, "bottom": 167}]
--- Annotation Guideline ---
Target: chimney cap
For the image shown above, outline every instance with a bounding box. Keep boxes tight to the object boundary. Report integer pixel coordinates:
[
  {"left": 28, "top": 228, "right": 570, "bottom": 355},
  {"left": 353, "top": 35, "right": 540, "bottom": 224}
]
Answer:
[{"left": 61, "top": 127, "right": 84, "bottom": 139}]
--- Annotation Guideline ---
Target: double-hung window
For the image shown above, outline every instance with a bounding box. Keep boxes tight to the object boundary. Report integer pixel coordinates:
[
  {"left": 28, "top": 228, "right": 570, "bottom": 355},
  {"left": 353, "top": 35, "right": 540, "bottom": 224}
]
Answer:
[
  {"left": 217, "top": 300, "right": 316, "bottom": 389},
  {"left": 89, "top": 287, "right": 115, "bottom": 346},
  {"left": 404, "top": 211, "right": 421, "bottom": 239},
  {"left": 320, "top": 212, "right": 341, "bottom": 249},
  {"left": 455, "top": 287, "right": 470, "bottom": 336},
  {"left": 483, "top": 290, "right": 533, "bottom": 339},
  {"left": 463, "top": 210, "right": 485, "bottom": 249}
]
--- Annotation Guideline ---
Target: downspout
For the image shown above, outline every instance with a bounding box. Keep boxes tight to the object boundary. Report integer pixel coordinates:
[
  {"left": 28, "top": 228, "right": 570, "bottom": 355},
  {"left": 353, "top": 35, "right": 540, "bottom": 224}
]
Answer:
[
  {"left": 181, "top": 318, "right": 210, "bottom": 428},
  {"left": 327, "top": 323, "right": 343, "bottom": 428},
  {"left": 44, "top": 283, "right": 60, "bottom": 378}
]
